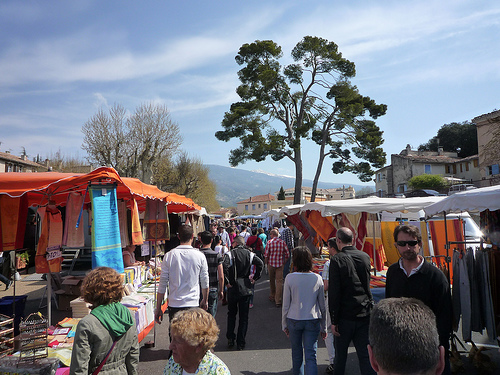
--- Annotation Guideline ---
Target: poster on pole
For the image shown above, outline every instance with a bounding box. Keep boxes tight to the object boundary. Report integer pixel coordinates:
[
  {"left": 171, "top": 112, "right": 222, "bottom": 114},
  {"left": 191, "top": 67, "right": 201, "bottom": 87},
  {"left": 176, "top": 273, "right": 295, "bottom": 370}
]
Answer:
[{"left": 90, "top": 186, "right": 124, "bottom": 273}]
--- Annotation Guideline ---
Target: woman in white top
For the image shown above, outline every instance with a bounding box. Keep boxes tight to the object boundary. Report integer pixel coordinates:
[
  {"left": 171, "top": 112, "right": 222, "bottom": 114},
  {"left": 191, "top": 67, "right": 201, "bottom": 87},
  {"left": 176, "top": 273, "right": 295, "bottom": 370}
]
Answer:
[
  {"left": 212, "top": 235, "right": 229, "bottom": 257},
  {"left": 282, "top": 247, "right": 327, "bottom": 375}
]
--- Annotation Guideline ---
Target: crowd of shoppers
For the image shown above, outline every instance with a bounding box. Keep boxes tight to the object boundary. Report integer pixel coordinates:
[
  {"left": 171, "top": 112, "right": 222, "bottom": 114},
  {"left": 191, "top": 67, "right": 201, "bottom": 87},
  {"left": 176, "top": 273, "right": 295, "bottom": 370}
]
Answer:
[{"left": 67, "top": 219, "right": 453, "bottom": 375}]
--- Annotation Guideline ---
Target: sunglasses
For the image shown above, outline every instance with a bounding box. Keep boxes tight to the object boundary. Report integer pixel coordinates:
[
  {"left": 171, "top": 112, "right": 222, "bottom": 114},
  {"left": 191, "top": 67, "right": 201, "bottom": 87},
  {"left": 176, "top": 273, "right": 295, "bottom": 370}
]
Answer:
[{"left": 396, "top": 240, "right": 419, "bottom": 247}]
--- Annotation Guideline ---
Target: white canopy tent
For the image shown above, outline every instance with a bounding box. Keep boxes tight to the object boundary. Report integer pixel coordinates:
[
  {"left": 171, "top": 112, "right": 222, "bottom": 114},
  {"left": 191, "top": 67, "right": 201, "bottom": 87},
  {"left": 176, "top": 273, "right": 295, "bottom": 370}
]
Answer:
[
  {"left": 279, "top": 204, "right": 305, "bottom": 216},
  {"left": 296, "top": 196, "right": 445, "bottom": 217},
  {"left": 424, "top": 185, "right": 500, "bottom": 217}
]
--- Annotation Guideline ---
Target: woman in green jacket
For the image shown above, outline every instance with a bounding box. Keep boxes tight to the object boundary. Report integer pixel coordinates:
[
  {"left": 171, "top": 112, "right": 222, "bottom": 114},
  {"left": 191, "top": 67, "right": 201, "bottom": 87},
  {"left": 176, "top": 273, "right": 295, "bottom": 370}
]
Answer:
[{"left": 70, "top": 267, "right": 139, "bottom": 375}]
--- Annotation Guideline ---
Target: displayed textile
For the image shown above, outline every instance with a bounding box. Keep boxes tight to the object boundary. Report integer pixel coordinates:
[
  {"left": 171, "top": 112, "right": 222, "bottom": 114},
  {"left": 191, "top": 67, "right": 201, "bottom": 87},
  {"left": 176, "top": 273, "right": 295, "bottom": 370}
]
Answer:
[
  {"left": 143, "top": 199, "right": 169, "bottom": 241},
  {"left": 130, "top": 199, "right": 144, "bottom": 245},
  {"left": 90, "top": 186, "right": 124, "bottom": 273},
  {"left": 36, "top": 205, "right": 63, "bottom": 273},
  {"left": 480, "top": 209, "right": 500, "bottom": 247},
  {"left": 305, "top": 210, "right": 336, "bottom": 242},
  {"left": 118, "top": 200, "right": 130, "bottom": 248},
  {"left": 452, "top": 249, "right": 497, "bottom": 342},
  {"left": 0, "top": 195, "right": 28, "bottom": 251},
  {"left": 380, "top": 221, "right": 400, "bottom": 265},
  {"left": 452, "top": 250, "right": 471, "bottom": 341},
  {"left": 62, "top": 192, "right": 85, "bottom": 248},
  {"left": 428, "top": 219, "right": 464, "bottom": 280}
]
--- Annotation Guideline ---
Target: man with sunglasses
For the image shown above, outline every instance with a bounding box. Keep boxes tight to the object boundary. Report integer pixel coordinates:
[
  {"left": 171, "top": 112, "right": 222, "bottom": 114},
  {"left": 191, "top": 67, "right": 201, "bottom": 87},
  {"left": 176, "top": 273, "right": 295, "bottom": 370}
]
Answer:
[{"left": 385, "top": 224, "right": 452, "bottom": 375}]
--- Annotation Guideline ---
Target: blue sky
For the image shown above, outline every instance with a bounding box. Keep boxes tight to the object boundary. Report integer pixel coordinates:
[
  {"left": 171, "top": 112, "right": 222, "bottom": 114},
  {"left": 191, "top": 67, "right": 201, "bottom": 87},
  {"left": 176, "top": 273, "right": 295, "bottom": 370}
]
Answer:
[{"left": 1, "top": 1, "right": 499, "bottom": 187}]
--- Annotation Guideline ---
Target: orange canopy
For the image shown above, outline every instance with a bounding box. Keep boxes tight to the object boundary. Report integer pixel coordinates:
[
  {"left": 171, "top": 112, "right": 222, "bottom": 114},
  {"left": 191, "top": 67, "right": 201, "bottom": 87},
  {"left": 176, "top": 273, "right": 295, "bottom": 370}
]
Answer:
[{"left": 0, "top": 166, "right": 200, "bottom": 212}]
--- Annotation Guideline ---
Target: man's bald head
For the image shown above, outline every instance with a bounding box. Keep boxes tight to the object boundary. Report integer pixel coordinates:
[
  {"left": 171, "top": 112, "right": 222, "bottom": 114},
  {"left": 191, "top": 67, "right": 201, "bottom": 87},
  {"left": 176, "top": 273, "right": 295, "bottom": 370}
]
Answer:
[{"left": 336, "top": 227, "right": 353, "bottom": 248}]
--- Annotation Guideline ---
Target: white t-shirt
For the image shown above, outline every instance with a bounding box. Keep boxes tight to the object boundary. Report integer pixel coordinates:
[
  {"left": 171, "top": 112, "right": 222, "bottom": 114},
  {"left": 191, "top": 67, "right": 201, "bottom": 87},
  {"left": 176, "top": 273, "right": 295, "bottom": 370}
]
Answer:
[{"left": 158, "top": 245, "right": 209, "bottom": 308}]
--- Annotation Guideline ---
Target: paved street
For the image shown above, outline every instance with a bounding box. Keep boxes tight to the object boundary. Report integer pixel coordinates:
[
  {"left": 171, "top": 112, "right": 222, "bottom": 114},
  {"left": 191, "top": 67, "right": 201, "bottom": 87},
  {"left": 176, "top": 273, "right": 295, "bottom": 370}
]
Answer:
[{"left": 3, "top": 269, "right": 500, "bottom": 374}]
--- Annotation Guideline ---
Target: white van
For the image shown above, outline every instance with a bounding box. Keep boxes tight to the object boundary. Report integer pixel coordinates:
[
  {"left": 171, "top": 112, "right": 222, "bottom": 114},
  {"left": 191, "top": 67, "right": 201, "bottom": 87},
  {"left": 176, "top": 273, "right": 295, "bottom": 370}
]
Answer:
[{"left": 448, "top": 184, "right": 477, "bottom": 195}]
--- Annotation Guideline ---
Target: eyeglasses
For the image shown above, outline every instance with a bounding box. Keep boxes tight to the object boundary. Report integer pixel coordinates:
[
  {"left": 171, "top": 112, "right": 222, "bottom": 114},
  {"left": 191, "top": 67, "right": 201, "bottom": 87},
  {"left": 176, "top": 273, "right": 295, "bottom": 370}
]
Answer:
[{"left": 396, "top": 240, "right": 419, "bottom": 247}]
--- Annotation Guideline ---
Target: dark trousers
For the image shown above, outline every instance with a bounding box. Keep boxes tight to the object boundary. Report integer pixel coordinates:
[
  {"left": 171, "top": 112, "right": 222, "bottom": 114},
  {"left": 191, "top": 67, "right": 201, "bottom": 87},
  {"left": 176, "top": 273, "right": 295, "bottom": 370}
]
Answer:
[
  {"left": 226, "top": 288, "right": 251, "bottom": 348},
  {"left": 334, "top": 317, "right": 375, "bottom": 375}
]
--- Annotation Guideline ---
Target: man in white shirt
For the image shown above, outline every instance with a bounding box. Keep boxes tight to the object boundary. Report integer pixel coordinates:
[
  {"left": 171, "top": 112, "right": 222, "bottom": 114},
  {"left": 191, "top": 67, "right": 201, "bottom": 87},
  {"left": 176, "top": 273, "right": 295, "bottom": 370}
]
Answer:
[
  {"left": 155, "top": 224, "right": 209, "bottom": 326},
  {"left": 239, "top": 225, "right": 251, "bottom": 243}
]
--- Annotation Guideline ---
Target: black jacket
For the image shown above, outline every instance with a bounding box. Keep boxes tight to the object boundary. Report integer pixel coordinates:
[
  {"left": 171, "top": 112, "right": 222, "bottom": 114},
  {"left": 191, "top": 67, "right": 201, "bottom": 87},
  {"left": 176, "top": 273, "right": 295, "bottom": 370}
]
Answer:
[
  {"left": 223, "top": 245, "right": 264, "bottom": 296},
  {"left": 328, "top": 246, "right": 373, "bottom": 324},
  {"left": 385, "top": 259, "right": 452, "bottom": 348}
]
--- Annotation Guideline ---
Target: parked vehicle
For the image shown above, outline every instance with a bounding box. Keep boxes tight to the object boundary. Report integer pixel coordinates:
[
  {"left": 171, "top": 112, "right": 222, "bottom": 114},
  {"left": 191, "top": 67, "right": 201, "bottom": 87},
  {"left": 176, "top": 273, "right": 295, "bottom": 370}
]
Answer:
[
  {"left": 448, "top": 184, "right": 477, "bottom": 195},
  {"left": 404, "top": 189, "right": 446, "bottom": 197}
]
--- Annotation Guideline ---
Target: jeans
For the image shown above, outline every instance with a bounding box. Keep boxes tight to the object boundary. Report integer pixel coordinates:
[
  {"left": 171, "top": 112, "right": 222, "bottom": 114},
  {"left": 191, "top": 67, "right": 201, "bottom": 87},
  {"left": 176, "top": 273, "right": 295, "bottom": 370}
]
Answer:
[
  {"left": 207, "top": 289, "right": 219, "bottom": 317},
  {"left": 269, "top": 265, "right": 284, "bottom": 304},
  {"left": 283, "top": 255, "right": 291, "bottom": 280},
  {"left": 333, "top": 317, "right": 375, "bottom": 375},
  {"left": 287, "top": 318, "right": 320, "bottom": 375},
  {"left": 226, "top": 288, "right": 251, "bottom": 348}
]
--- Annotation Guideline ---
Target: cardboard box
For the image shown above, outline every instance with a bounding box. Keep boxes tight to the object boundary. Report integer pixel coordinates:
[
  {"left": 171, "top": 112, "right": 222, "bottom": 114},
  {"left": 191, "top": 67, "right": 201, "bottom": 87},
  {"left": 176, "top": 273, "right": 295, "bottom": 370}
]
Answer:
[
  {"left": 55, "top": 291, "right": 78, "bottom": 311},
  {"left": 61, "top": 276, "right": 85, "bottom": 296}
]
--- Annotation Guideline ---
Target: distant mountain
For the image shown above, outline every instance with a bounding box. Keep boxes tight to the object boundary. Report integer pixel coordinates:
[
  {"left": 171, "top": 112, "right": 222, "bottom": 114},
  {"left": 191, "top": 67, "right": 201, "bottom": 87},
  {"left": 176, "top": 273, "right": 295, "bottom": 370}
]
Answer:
[{"left": 206, "top": 164, "right": 372, "bottom": 207}]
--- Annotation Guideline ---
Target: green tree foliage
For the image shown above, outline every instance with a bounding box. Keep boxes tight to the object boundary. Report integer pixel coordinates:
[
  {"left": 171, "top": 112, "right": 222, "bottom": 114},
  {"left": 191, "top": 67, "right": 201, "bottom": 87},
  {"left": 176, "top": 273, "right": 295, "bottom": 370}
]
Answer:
[
  {"left": 277, "top": 186, "right": 286, "bottom": 200},
  {"left": 418, "top": 121, "right": 478, "bottom": 158},
  {"left": 153, "top": 152, "right": 220, "bottom": 213},
  {"left": 408, "top": 174, "right": 447, "bottom": 190},
  {"left": 82, "top": 103, "right": 182, "bottom": 183},
  {"left": 215, "top": 36, "right": 386, "bottom": 204}
]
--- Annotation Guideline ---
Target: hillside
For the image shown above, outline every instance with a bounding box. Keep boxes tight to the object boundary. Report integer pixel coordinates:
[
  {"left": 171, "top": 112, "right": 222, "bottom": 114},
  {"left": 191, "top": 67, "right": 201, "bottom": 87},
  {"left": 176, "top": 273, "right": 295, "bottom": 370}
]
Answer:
[{"left": 206, "top": 164, "right": 372, "bottom": 207}]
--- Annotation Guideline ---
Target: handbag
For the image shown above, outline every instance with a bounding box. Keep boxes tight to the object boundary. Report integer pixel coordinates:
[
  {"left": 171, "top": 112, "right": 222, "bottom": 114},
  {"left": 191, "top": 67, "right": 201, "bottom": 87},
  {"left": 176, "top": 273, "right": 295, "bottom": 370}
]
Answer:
[
  {"left": 230, "top": 249, "right": 254, "bottom": 297},
  {"left": 92, "top": 340, "right": 117, "bottom": 375}
]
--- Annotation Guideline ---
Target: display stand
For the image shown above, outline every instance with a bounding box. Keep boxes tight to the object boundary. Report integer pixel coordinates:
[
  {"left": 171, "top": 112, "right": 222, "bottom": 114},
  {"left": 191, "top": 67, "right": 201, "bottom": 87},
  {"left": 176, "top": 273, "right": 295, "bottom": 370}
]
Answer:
[{"left": 0, "top": 314, "right": 14, "bottom": 358}]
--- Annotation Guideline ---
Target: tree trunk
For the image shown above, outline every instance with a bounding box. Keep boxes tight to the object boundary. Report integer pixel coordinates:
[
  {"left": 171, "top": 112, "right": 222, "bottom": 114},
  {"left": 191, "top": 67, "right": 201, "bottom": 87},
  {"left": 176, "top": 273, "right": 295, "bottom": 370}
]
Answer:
[
  {"left": 311, "top": 153, "right": 325, "bottom": 202},
  {"left": 293, "top": 148, "right": 303, "bottom": 204}
]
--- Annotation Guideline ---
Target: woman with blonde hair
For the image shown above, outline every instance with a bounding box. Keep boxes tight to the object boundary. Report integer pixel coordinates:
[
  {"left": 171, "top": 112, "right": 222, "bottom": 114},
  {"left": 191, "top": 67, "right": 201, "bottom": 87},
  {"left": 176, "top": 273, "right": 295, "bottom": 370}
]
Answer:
[
  {"left": 163, "top": 308, "right": 230, "bottom": 374},
  {"left": 70, "top": 267, "right": 139, "bottom": 375}
]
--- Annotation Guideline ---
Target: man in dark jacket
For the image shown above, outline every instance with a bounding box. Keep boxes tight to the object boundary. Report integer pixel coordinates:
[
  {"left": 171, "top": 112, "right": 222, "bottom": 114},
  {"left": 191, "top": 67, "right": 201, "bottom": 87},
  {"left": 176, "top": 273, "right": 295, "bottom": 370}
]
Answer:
[
  {"left": 329, "top": 227, "right": 375, "bottom": 375},
  {"left": 385, "top": 224, "right": 452, "bottom": 375},
  {"left": 223, "top": 236, "right": 264, "bottom": 351}
]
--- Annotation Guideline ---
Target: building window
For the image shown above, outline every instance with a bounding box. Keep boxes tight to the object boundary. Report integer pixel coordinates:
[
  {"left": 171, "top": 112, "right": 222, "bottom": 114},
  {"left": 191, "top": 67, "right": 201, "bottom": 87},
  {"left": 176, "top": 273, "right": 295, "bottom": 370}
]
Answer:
[
  {"left": 473, "top": 159, "right": 478, "bottom": 167},
  {"left": 446, "top": 165, "right": 452, "bottom": 174},
  {"left": 424, "top": 164, "right": 431, "bottom": 174},
  {"left": 487, "top": 164, "right": 500, "bottom": 176},
  {"left": 460, "top": 163, "right": 463, "bottom": 173},
  {"left": 377, "top": 173, "right": 381, "bottom": 182},
  {"left": 397, "top": 184, "right": 407, "bottom": 193},
  {"left": 252, "top": 204, "right": 256, "bottom": 210},
  {"left": 264, "top": 203, "right": 267, "bottom": 209},
  {"left": 258, "top": 204, "right": 261, "bottom": 208},
  {"left": 245, "top": 205, "right": 248, "bottom": 211},
  {"left": 465, "top": 162, "right": 469, "bottom": 171}
]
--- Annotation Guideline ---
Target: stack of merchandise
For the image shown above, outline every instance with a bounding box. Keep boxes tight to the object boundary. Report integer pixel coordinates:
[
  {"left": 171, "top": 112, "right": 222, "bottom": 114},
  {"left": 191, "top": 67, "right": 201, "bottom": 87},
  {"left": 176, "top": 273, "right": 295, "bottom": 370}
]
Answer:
[{"left": 69, "top": 298, "right": 91, "bottom": 318}]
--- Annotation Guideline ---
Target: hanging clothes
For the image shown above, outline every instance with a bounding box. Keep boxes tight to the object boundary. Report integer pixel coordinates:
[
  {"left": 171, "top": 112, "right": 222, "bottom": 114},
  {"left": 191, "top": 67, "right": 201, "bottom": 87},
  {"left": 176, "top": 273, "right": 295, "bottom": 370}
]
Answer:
[
  {"left": 130, "top": 199, "right": 144, "bottom": 245},
  {"left": 452, "top": 249, "right": 471, "bottom": 341},
  {"left": 62, "top": 192, "right": 85, "bottom": 248},
  {"left": 117, "top": 200, "right": 130, "bottom": 248},
  {"left": 0, "top": 195, "right": 28, "bottom": 251},
  {"left": 36, "top": 205, "right": 63, "bottom": 273}
]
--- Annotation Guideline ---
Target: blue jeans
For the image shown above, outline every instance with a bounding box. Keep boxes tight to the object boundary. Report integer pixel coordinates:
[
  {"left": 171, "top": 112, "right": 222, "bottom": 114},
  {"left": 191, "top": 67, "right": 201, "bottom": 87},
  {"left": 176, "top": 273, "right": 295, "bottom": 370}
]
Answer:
[
  {"left": 287, "top": 318, "right": 320, "bottom": 375},
  {"left": 207, "top": 289, "right": 219, "bottom": 317}
]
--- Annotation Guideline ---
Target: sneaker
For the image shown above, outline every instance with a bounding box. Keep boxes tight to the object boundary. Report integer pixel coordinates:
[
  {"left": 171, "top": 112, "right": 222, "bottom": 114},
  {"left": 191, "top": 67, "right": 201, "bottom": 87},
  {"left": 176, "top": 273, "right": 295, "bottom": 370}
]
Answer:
[
  {"left": 227, "top": 339, "right": 235, "bottom": 348},
  {"left": 325, "top": 364, "right": 335, "bottom": 374},
  {"left": 5, "top": 280, "right": 12, "bottom": 291},
  {"left": 249, "top": 304, "right": 254, "bottom": 309},
  {"left": 14, "top": 272, "right": 21, "bottom": 281}
]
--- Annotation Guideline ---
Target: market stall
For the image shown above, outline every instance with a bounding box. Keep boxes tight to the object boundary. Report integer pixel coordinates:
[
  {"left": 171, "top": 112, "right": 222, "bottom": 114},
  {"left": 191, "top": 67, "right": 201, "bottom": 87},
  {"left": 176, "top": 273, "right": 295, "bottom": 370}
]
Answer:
[
  {"left": 424, "top": 185, "right": 500, "bottom": 346},
  {"left": 0, "top": 167, "right": 201, "bottom": 371}
]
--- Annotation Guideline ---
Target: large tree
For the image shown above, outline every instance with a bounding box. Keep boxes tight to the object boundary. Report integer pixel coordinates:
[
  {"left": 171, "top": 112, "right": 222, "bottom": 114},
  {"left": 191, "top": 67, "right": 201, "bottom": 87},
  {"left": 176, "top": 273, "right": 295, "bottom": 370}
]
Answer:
[
  {"left": 418, "top": 121, "right": 478, "bottom": 158},
  {"left": 82, "top": 103, "right": 182, "bottom": 183},
  {"left": 215, "top": 36, "right": 386, "bottom": 203},
  {"left": 153, "top": 152, "right": 220, "bottom": 212}
]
